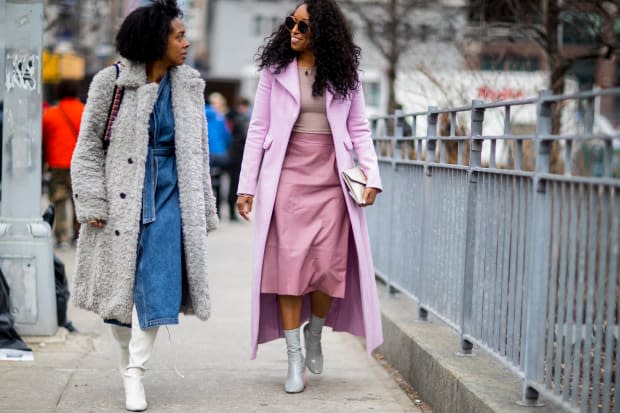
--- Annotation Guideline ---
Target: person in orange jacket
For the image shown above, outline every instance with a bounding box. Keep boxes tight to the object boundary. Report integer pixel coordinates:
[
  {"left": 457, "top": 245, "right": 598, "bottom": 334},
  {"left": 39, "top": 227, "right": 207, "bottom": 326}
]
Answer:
[{"left": 42, "top": 80, "right": 85, "bottom": 247}]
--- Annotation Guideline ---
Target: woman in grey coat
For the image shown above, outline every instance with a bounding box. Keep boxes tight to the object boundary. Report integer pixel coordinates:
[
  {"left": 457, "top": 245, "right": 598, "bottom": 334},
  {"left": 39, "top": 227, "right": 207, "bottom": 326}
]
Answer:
[{"left": 70, "top": 1, "right": 218, "bottom": 410}]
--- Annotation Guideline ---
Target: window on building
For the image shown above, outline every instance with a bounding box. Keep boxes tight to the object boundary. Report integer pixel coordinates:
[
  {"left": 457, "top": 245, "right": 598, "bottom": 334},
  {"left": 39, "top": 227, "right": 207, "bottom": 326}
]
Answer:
[
  {"left": 362, "top": 81, "right": 380, "bottom": 108},
  {"left": 253, "top": 15, "right": 263, "bottom": 36},
  {"left": 271, "top": 16, "right": 280, "bottom": 34},
  {"left": 481, "top": 54, "right": 539, "bottom": 71},
  {"left": 567, "top": 58, "right": 596, "bottom": 89},
  {"left": 561, "top": 12, "right": 601, "bottom": 45},
  {"left": 468, "top": 0, "right": 540, "bottom": 24},
  {"left": 253, "top": 14, "right": 282, "bottom": 37}
]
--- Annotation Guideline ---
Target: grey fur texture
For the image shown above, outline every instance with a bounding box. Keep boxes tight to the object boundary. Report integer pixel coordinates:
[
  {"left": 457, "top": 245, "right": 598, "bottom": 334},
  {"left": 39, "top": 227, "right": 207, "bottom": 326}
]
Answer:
[{"left": 70, "top": 59, "right": 218, "bottom": 324}]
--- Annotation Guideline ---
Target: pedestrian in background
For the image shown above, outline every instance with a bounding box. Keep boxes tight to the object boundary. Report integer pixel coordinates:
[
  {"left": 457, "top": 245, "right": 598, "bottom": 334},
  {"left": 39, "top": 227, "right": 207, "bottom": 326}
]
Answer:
[
  {"left": 205, "top": 91, "right": 232, "bottom": 219},
  {"left": 42, "top": 79, "right": 85, "bottom": 248},
  {"left": 226, "top": 97, "right": 251, "bottom": 221},
  {"left": 70, "top": 1, "right": 218, "bottom": 411},
  {"left": 0, "top": 101, "right": 3, "bottom": 200},
  {"left": 236, "top": 0, "right": 383, "bottom": 393}
]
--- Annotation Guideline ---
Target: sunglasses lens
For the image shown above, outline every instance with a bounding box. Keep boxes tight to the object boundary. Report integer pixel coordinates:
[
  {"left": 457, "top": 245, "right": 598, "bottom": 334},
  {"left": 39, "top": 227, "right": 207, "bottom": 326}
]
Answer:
[
  {"left": 285, "top": 16, "right": 296, "bottom": 31},
  {"left": 298, "top": 21, "right": 309, "bottom": 34}
]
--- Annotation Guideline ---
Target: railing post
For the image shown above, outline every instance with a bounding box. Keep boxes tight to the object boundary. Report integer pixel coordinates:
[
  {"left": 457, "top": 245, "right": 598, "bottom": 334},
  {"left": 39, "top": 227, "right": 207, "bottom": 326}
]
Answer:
[
  {"left": 518, "top": 90, "right": 552, "bottom": 407},
  {"left": 370, "top": 118, "right": 379, "bottom": 155},
  {"left": 459, "top": 100, "right": 485, "bottom": 356},
  {"left": 417, "top": 107, "right": 438, "bottom": 321},
  {"left": 393, "top": 109, "right": 403, "bottom": 166}
]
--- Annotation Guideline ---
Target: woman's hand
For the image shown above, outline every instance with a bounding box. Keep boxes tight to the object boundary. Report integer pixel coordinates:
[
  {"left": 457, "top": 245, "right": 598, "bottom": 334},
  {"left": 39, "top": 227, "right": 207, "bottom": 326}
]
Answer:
[
  {"left": 88, "top": 219, "right": 106, "bottom": 228},
  {"left": 236, "top": 195, "right": 254, "bottom": 221},
  {"left": 361, "top": 187, "right": 379, "bottom": 207}
]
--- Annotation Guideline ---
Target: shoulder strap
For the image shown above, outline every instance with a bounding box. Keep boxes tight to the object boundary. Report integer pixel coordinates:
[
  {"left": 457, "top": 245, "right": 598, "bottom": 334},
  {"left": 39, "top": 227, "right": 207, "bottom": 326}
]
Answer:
[{"left": 102, "top": 62, "right": 125, "bottom": 152}]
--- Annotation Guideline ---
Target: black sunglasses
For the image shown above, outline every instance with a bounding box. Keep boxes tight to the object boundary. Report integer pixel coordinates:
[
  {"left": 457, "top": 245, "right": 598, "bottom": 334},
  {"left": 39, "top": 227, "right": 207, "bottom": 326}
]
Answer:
[{"left": 285, "top": 16, "right": 309, "bottom": 34}]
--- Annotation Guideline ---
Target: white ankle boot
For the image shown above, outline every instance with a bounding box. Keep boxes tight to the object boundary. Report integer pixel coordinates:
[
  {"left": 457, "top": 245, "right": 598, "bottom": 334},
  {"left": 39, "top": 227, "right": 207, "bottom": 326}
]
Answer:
[
  {"left": 124, "top": 368, "right": 147, "bottom": 412},
  {"left": 284, "top": 328, "right": 305, "bottom": 393},
  {"left": 304, "top": 315, "right": 325, "bottom": 374},
  {"left": 123, "top": 308, "right": 158, "bottom": 411}
]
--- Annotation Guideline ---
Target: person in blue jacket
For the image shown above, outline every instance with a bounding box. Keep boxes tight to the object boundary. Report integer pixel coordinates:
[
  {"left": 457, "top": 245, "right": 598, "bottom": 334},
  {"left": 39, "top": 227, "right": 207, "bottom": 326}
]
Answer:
[{"left": 204, "top": 92, "right": 232, "bottom": 218}]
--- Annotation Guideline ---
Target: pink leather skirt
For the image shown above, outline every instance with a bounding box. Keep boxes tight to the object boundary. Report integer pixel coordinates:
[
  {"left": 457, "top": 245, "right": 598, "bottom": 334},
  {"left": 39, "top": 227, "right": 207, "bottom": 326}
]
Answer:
[{"left": 260, "top": 132, "right": 351, "bottom": 298}]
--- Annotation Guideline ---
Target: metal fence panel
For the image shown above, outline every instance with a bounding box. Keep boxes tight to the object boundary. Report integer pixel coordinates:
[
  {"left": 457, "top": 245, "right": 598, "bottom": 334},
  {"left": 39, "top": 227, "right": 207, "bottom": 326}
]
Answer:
[{"left": 367, "top": 88, "right": 620, "bottom": 411}]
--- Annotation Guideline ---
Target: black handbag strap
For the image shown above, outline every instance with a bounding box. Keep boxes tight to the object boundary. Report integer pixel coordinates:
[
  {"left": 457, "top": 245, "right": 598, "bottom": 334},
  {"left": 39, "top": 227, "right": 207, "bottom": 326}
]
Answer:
[{"left": 102, "top": 62, "right": 124, "bottom": 152}]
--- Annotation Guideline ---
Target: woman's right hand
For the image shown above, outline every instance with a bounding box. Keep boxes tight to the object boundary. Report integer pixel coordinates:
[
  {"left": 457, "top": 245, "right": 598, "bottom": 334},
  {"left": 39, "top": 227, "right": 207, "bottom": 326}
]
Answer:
[
  {"left": 236, "top": 195, "right": 254, "bottom": 221},
  {"left": 88, "top": 219, "right": 106, "bottom": 228}
]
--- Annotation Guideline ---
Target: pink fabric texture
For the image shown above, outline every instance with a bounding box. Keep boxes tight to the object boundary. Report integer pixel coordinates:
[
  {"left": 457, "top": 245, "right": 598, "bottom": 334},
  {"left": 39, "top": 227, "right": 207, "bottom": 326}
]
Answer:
[
  {"left": 261, "top": 132, "right": 350, "bottom": 298},
  {"left": 237, "top": 59, "right": 384, "bottom": 359}
]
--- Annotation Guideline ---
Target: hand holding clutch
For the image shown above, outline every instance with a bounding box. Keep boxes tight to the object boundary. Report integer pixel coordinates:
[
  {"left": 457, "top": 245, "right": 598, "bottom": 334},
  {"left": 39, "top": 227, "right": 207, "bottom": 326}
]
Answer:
[{"left": 342, "top": 167, "right": 367, "bottom": 206}]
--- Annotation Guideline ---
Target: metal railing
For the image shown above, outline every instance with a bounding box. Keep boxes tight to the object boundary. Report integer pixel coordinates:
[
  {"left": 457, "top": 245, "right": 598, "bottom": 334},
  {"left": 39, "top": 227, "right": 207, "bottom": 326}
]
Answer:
[{"left": 367, "top": 88, "right": 620, "bottom": 412}]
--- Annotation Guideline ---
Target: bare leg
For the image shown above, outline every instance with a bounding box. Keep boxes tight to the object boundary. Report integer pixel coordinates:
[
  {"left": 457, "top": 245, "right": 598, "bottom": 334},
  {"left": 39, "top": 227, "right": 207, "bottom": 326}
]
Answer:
[
  {"left": 310, "top": 290, "right": 332, "bottom": 318},
  {"left": 278, "top": 295, "right": 303, "bottom": 330}
]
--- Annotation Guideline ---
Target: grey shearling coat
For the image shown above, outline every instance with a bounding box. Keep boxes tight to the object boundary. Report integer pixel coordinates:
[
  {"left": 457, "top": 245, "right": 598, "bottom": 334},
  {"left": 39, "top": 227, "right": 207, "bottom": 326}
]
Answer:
[{"left": 70, "top": 59, "right": 218, "bottom": 324}]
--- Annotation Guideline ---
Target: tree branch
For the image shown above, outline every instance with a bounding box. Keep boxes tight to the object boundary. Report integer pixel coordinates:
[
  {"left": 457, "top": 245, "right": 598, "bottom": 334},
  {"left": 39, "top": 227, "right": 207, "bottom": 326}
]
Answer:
[{"left": 339, "top": 1, "right": 393, "bottom": 61}]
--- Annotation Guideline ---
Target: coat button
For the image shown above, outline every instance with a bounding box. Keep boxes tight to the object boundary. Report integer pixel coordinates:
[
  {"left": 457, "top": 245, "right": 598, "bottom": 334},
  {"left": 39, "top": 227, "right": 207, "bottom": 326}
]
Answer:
[
  {"left": 120, "top": 193, "right": 126, "bottom": 199},
  {"left": 115, "top": 230, "right": 120, "bottom": 236},
  {"left": 128, "top": 158, "right": 133, "bottom": 164},
  {"left": 74, "top": 193, "right": 78, "bottom": 199}
]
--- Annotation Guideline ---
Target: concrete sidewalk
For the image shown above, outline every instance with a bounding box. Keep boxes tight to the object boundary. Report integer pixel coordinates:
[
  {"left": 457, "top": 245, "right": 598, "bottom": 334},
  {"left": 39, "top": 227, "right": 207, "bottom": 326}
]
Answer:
[{"left": 1, "top": 221, "right": 421, "bottom": 412}]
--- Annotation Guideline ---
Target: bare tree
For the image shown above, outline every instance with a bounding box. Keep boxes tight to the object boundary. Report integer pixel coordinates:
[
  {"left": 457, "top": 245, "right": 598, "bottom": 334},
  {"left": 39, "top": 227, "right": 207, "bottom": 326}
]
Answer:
[
  {"left": 475, "top": 0, "right": 618, "bottom": 133},
  {"left": 472, "top": 0, "right": 618, "bottom": 173},
  {"left": 339, "top": 0, "right": 462, "bottom": 114}
]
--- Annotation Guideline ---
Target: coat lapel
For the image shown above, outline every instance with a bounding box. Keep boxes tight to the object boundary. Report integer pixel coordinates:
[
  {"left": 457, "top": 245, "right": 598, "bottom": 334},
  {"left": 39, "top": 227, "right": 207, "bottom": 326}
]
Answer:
[
  {"left": 274, "top": 60, "right": 300, "bottom": 105},
  {"left": 169, "top": 65, "right": 205, "bottom": 149},
  {"left": 326, "top": 88, "right": 334, "bottom": 108}
]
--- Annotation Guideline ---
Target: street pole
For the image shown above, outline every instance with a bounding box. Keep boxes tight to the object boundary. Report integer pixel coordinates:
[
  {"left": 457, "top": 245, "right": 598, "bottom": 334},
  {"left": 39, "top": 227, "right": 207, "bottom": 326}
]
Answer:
[{"left": 0, "top": 0, "right": 57, "bottom": 336}]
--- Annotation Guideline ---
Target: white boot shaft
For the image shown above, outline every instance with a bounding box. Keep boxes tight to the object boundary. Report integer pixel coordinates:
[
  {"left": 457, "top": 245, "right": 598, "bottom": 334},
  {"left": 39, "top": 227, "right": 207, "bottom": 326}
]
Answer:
[
  {"left": 122, "top": 308, "right": 158, "bottom": 411},
  {"left": 110, "top": 325, "right": 131, "bottom": 376},
  {"left": 127, "top": 308, "right": 158, "bottom": 371}
]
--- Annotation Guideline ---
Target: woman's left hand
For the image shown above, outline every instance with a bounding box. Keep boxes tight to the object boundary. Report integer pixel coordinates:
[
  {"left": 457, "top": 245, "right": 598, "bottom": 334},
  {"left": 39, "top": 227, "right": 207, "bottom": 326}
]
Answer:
[{"left": 361, "top": 187, "right": 379, "bottom": 207}]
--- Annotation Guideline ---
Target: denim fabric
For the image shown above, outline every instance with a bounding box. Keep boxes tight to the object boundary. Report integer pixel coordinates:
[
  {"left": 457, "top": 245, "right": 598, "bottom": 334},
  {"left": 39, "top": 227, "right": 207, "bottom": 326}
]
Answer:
[{"left": 133, "top": 72, "right": 183, "bottom": 329}]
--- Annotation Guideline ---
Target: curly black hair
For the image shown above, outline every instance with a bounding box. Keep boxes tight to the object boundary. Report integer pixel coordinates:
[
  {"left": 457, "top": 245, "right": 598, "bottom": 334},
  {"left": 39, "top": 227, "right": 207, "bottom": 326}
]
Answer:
[
  {"left": 256, "top": 0, "right": 361, "bottom": 100},
  {"left": 116, "top": 0, "right": 183, "bottom": 63}
]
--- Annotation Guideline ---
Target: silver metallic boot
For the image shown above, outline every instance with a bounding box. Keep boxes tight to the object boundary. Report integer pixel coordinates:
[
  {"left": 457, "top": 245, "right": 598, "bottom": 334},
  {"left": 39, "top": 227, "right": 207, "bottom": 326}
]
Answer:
[
  {"left": 284, "top": 328, "right": 305, "bottom": 393},
  {"left": 303, "top": 315, "right": 325, "bottom": 374}
]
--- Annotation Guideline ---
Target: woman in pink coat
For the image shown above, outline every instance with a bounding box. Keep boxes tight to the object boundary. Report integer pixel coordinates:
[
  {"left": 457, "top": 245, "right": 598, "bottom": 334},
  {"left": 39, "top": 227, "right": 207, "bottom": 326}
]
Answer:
[{"left": 236, "top": 0, "right": 383, "bottom": 393}]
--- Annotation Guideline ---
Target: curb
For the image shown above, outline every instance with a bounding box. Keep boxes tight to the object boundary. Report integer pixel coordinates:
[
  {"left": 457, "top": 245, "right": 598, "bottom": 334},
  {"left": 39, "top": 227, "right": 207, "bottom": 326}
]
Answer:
[{"left": 376, "top": 282, "right": 564, "bottom": 413}]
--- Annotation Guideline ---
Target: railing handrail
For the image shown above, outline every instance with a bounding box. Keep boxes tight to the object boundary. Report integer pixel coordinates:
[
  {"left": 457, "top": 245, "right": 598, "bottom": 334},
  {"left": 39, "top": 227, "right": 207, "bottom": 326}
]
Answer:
[{"left": 370, "top": 87, "right": 620, "bottom": 121}]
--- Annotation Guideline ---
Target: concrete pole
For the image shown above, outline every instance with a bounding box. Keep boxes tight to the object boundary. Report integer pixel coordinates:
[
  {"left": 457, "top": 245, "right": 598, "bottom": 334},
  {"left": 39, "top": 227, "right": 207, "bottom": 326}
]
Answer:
[{"left": 0, "top": 0, "right": 57, "bottom": 336}]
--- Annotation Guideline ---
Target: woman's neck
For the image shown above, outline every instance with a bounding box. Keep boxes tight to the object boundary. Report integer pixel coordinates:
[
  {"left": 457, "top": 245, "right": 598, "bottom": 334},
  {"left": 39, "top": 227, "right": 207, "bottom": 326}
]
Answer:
[
  {"left": 297, "top": 52, "right": 315, "bottom": 68},
  {"left": 146, "top": 60, "right": 170, "bottom": 83}
]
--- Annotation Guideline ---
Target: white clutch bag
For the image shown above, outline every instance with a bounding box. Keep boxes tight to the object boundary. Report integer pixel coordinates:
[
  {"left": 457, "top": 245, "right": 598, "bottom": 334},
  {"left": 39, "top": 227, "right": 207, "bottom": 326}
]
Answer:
[{"left": 342, "top": 166, "right": 367, "bottom": 206}]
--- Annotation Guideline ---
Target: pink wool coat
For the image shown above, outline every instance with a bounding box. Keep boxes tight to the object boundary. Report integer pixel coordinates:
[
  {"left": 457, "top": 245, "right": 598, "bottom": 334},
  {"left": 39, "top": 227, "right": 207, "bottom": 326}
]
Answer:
[{"left": 237, "top": 59, "right": 383, "bottom": 359}]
